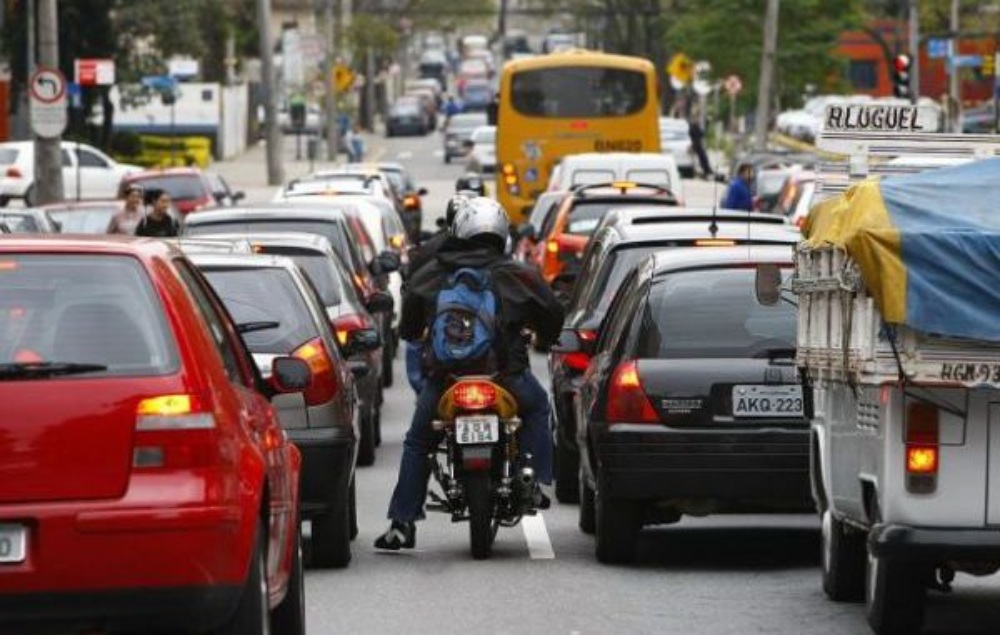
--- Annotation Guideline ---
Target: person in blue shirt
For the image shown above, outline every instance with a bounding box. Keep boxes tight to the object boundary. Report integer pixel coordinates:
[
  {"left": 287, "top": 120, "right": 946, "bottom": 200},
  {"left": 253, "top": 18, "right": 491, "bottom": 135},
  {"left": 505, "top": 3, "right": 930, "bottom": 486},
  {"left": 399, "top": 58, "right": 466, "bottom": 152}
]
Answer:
[{"left": 721, "top": 162, "right": 755, "bottom": 211}]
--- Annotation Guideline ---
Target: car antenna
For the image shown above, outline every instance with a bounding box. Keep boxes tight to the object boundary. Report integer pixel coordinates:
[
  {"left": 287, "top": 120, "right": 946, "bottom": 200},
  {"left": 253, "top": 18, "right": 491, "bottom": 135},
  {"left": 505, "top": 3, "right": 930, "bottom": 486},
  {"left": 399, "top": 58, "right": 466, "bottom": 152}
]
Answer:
[{"left": 709, "top": 161, "right": 720, "bottom": 238}]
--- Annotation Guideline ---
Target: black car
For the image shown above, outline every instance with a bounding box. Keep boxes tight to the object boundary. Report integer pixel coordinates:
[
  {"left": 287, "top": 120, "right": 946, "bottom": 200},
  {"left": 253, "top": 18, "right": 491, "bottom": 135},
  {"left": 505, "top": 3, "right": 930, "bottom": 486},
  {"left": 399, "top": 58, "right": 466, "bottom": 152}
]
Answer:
[
  {"left": 190, "top": 253, "right": 373, "bottom": 569},
  {"left": 193, "top": 232, "right": 392, "bottom": 467},
  {"left": 386, "top": 97, "right": 431, "bottom": 137},
  {"left": 563, "top": 245, "right": 811, "bottom": 564}
]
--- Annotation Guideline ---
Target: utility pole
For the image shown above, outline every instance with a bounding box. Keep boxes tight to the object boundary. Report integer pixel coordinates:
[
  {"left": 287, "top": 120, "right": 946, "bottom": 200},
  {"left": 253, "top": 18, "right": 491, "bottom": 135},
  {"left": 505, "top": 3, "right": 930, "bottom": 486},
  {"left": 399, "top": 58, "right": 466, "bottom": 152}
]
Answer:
[
  {"left": 256, "top": 0, "right": 284, "bottom": 185},
  {"left": 948, "top": 0, "right": 961, "bottom": 131},
  {"left": 34, "top": 0, "right": 63, "bottom": 205},
  {"left": 324, "top": 0, "right": 339, "bottom": 161},
  {"left": 365, "top": 45, "right": 376, "bottom": 132},
  {"left": 908, "top": 0, "right": 920, "bottom": 105},
  {"left": 498, "top": 0, "right": 509, "bottom": 42},
  {"left": 26, "top": 0, "right": 35, "bottom": 75},
  {"left": 754, "top": 0, "right": 779, "bottom": 151}
]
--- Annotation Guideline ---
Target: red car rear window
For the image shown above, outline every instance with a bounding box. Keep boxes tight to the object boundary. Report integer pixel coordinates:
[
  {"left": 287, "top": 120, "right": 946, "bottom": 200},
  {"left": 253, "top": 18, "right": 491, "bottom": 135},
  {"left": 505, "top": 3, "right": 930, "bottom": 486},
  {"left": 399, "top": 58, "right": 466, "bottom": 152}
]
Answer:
[{"left": 0, "top": 254, "right": 179, "bottom": 376}]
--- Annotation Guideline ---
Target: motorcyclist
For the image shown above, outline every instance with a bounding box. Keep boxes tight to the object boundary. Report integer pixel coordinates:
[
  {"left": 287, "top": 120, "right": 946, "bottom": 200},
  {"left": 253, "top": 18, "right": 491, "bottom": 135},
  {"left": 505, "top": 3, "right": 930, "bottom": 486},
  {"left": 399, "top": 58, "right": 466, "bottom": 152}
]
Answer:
[
  {"left": 376, "top": 197, "right": 565, "bottom": 551},
  {"left": 455, "top": 172, "right": 486, "bottom": 197}
]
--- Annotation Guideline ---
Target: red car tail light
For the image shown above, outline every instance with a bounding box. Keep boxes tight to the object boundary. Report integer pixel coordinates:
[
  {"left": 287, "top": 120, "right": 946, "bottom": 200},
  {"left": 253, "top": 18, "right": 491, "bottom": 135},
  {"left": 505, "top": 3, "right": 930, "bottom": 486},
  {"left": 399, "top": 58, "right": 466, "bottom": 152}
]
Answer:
[
  {"left": 293, "top": 337, "right": 338, "bottom": 406},
  {"left": 605, "top": 360, "right": 659, "bottom": 424},
  {"left": 133, "top": 394, "right": 220, "bottom": 469},
  {"left": 453, "top": 380, "right": 498, "bottom": 410},
  {"left": 561, "top": 329, "right": 597, "bottom": 372},
  {"left": 905, "top": 402, "right": 939, "bottom": 493},
  {"left": 5, "top": 166, "right": 22, "bottom": 178}
]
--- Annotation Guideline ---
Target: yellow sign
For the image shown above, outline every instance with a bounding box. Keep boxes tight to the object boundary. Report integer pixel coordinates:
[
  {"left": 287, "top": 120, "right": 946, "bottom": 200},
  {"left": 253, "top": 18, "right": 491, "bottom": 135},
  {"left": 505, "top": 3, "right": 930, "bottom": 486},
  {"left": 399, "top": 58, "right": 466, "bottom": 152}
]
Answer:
[
  {"left": 983, "top": 53, "right": 996, "bottom": 77},
  {"left": 667, "top": 53, "right": 693, "bottom": 85},
  {"left": 333, "top": 64, "right": 354, "bottom": 93}
]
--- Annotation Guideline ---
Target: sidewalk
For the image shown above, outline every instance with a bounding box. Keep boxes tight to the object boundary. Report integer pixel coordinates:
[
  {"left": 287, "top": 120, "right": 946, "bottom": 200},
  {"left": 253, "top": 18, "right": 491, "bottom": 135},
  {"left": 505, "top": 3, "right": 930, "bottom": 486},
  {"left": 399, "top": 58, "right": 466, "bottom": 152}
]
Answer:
[{"left": 213, "top": 128, "right": 388, "bottom": 204}]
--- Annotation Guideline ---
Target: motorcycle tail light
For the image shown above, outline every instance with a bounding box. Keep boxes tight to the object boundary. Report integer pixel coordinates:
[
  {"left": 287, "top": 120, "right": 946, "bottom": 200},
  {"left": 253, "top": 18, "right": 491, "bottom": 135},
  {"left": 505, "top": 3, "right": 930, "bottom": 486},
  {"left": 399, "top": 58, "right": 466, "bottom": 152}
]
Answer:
[{"left": 453, "top": 381, "right": 498, "bottom": 410}]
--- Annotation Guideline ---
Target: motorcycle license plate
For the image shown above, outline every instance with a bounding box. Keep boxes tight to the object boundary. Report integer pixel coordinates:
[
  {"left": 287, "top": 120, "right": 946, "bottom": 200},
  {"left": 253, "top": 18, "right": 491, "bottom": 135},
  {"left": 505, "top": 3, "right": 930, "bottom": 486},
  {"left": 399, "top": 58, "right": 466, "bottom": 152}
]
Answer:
[{"left": 455, "top": 415, "right": 499, "bottom": 445}]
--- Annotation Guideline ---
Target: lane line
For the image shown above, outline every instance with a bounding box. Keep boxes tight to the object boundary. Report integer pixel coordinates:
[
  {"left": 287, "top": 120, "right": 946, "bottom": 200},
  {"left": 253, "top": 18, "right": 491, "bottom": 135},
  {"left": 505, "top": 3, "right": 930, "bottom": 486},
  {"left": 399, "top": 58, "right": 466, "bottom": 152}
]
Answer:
[
  {"left": 432, "top": 149, "right": 444, "bottom": 158},
  {"left": 521, "top": 513, "right": 555, "bottom": 559},
  {"left": 397, "top": 150, "right": 413, "bottom": 160}
]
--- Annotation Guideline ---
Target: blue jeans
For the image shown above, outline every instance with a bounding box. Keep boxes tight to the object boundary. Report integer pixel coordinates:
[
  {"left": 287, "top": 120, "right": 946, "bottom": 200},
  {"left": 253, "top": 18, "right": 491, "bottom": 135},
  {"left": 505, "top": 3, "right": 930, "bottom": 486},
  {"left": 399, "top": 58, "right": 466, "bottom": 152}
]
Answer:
[{"left": 387, "top": 372, "right": 553, "bottom": 522}]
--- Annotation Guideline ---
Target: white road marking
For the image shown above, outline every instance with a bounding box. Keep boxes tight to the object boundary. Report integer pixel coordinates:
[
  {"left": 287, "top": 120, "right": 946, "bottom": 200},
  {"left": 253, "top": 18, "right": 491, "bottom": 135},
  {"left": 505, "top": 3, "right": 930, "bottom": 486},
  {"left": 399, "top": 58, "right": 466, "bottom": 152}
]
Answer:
[
  {"left": 397, "top": 150, "right": 413, "bottom": 160},
  {"left": 521, "top": 513, "right": 555, "bottom": 559},
  {"left": 432, "top": 149, "right": 444, "bottom": 158}
]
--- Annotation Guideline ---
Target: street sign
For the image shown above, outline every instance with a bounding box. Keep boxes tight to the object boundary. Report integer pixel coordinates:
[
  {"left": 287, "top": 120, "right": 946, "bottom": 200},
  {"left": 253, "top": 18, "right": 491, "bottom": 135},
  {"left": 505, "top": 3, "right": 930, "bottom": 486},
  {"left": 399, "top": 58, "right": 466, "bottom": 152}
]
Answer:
[
  {"left": 822, "top": 103, "right": 939, "bottom": 135},
  {"left": 950, "top": 54, "right": 983, "bottom": 69},
  {"left": 74, "top": 58, "right": 115, "bottom": 86},
  {"left": 724, "top": 75, "right": 743, "bottom": 97},
  {"left": 334, "top": 64, "right": 354, "bottom": 93},
  {"left": 667, "top": 53, "right": 693, "bottom": 85},
  {"left": 168, "top": 58, "right": 200, "bottom": 79},
  {"left": 29, "top": 66, "right": 67, "bottom": 138},
  {"left": 927, "top": 38, "right": 949, "bottom": 59}
]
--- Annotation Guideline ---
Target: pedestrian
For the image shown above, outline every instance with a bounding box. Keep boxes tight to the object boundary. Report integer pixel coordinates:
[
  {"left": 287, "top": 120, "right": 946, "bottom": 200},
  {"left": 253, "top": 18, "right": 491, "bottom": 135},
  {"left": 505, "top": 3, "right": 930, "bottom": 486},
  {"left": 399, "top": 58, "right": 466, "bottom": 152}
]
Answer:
[
  {"left": 135, "top": 189, "right": 180, "bottom": 238},
  {"left": 462, "top": 139, "right": 482, "bottom": 173},
  {"left": 107, "top": 184, "right": 145, "bottom": 235},
  {"left": 345, "top": 123, "right": 365, "bottom": 163},
  {"left": 721, "top": 162, "right": 756, "bottom": 211},
  {"left": 688, "top": 115, "right": 714, "bottom": 179}
]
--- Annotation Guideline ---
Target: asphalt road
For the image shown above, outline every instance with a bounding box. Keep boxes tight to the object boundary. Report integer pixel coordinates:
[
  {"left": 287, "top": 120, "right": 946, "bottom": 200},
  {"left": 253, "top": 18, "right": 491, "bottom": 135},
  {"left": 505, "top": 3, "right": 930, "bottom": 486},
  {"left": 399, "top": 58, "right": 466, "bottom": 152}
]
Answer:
[{"left": 291, "top": 130, "right": 1000, "bottom": 635}]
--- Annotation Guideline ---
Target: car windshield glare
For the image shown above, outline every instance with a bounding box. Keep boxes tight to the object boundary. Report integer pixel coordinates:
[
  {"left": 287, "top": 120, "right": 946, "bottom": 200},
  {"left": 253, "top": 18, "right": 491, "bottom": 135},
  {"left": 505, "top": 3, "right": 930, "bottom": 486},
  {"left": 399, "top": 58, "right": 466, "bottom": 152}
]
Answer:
[
  {"left": 0, "top": 255, "right": 178, "bottom": 376},
  {"left": 636, "top": 267, "right": 796, "bottom": 359}
]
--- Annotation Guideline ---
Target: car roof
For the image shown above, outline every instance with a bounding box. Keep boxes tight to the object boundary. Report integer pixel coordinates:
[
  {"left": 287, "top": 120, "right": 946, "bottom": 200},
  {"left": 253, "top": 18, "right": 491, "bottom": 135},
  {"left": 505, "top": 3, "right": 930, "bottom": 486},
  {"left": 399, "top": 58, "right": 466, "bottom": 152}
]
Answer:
[
  {"left": 125, "top": 167, "right": 204, "bottom": 179},
  {"left": 188, "top": 253, "right": 299, "bottom": 271},
  {"left": 194, "top": 231, "right": 336, "bottom": 253},
  {"left": 37, "top": 200, "right": 122, "bottom": 211},
  {"left": 184, "top": 205, "right": 348, "bottom": 224},
  {"left": 647, "top": 245, "right": 795, "bottom": 277},
  {"left": 0, "top": 235, "right": 181, "bottom": 259},
  {"left": 602, "top": 206, "right": 789, "bottom": 229},
  {"left": 561, "top": 152, "right": 673, "bottom": 166},
  {"left": 605, "top": 219, "right": 801, "bottom": 244}
]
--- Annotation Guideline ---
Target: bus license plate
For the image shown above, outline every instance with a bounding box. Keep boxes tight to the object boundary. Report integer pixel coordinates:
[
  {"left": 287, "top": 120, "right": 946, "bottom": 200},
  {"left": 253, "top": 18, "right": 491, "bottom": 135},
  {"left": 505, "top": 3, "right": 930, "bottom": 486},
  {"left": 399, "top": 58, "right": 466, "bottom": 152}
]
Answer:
[
  {"left": 455, "top": 415, "right": 499, "bottom": 445},
  {"left": 0, "top": 524, "right": 27, "bottom": 564},
  {"left": 732, "top": 385, "right": 804, "bottom": 418}
]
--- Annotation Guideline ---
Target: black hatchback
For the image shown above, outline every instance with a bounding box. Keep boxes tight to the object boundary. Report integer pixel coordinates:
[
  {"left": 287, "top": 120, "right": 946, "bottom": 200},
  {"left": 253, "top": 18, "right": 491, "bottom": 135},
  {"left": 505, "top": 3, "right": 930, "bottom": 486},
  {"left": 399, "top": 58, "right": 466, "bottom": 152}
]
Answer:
[
  {"left": 549, "top": 210, "right": 800, "bottom": 503},
  {"left": 563, "top": 245, "right": 811, "bottom": 564}
]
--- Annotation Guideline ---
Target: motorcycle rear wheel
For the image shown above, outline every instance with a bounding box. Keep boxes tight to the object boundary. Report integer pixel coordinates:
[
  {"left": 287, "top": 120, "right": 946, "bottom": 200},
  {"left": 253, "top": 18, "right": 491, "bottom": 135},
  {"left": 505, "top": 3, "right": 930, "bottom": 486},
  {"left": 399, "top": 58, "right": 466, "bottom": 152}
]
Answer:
[{"left": 465, "top": 471, "right": 495, "bottom": 560}]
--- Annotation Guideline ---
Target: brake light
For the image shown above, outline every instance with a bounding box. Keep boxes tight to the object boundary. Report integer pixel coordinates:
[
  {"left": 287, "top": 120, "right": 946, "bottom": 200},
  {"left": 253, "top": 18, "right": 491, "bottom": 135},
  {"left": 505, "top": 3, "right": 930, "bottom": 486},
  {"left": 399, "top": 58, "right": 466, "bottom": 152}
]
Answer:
[
  {"left": 5, "top": 166, "right": 21, "bottom": 178},
  {"left": 0, "top": 261, "right": 18, "bottom": 271},
  {"left": 332, "top": 313, "right": 370, "bottom": 348},
  {"left": 695, "top": 239, "right": 737, "bottom": 247},
  {"left": 403, "top": 195, "right": 419, "bottom": 209},
  {"left": 453, "top": 381, "right": 498, "bottom": 410},
  {"left": 390, "top": 234, "right": 405, "bottom": 249},
  {"left": 293, "top": 337, "right": 338, "bottom": 405},
  {"left": 561, "top": 329, "right": 597, "bottom": 372},
  {"left": 546, "top": 239, "right": 559, "bottom": 254},
  {"left": 905, "top": 402, "right": 939, "bottom": 492},
  {"left": 133, "top": 394, "right": 219, "bottom": 469},
  {"left": 605, "top": 360, "right": 659, "bottom": 424},
  {"left": 502, "top": 164, "right": 519, "bottom": 195}
]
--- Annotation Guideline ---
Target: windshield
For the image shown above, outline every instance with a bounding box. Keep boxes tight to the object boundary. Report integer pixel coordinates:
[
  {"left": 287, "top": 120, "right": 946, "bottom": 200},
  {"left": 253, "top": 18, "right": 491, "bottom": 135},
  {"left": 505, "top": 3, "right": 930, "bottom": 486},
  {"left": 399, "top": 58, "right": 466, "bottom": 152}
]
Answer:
[
  {"left": 202, "top": 268, "right": 318, "bottom": 354},
  {"left": 636, "top": 267, "right": 796, "bottom": 359},
  {"left": 0, "top": 255, "right": 178, "bottom": 376},
  {"left": 186, "top": 219, "right": 351, "bottom": 267},
  {"left": 566, "top": 201, "right": 622, "bottom": 236},
  {"left": 511, "top": 66, "right": 648, "bottom": 118},
  {"left": 0, "top": 213, "right": 40, "bottom": 233},
  {"left": 0, "top": 148, "right": 19, "bottom": 165},
  {"left": 472, "top": 128, "right": 496, "bottom": 144},
  {"left": 46, "top": 207, "right": 117, "bottom": 233}
]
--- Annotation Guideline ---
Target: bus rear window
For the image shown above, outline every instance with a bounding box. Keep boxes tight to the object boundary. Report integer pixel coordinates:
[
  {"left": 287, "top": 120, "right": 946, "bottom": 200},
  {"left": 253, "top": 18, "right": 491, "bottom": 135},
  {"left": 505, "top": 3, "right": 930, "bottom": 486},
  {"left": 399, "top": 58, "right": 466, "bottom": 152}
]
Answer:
[{"left": 511, "top": 67, "right": 648, "bottom": 118}]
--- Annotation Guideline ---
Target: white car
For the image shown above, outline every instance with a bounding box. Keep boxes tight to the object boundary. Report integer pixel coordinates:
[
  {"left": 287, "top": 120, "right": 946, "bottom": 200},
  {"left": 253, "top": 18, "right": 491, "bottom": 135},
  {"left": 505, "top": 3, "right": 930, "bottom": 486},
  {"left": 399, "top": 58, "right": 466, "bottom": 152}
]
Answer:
[
  {"left": 0, "top": 141, "right": 141, "bottom": 206},
  {"left": 658, "top": 117, "right": 694, "bottom": 177},
  {"left": 468, "top": 125, "right": 496, "bottom": 174},
  {"left": 546, "top": 152, "right": 685, "bottom": 202}
]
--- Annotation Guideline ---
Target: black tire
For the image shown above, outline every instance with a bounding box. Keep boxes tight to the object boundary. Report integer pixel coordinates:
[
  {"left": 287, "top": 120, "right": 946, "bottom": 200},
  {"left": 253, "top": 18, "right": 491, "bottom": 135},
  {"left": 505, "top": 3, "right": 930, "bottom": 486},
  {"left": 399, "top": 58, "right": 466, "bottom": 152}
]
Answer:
[
  {"left": 444, "top": 153, "right": 451, "bottom": 164},
  {"left": 578, "top": 470, "right": 596, "bottom": 535},
  {"left": 23, "top": 184, "right": 36, "bottom": 207},
  {"left": 311, "top": 480, "right": 352, "bottom": 569},
  {"left": 349, "top": 477, "right": 358, "bottom": 541},
  {"left": 595, "top": 477, "right": 640, "bottom": 564},
  {"left": 382, "top": 347, "right": 394, "bottom": 388},
  {"left": 357, "top": 408, "right": 376, "bottom": 467},
  {"left": 822, "top": 509, "right": 866, "bottom": 602},
  {"left": 0, "top": 195, "right": 9, "bottom": 207},
  {"left": 555, "top": 440, "right": 580, "bottom": 504},
  {"left": 373, "top": 407, "right": 382, "bottom": 448},
  {"left": 865, "top": 506, "right": 926, "bottom": 635},
  {"left": 215, "top": 523, "right": 270, "bottom": 635},
  {"left": 465, "top": 471, "right": 494, "bottom": 560},
  {"left": 270, "top": 525, "right": 305, "bottom": 635}
]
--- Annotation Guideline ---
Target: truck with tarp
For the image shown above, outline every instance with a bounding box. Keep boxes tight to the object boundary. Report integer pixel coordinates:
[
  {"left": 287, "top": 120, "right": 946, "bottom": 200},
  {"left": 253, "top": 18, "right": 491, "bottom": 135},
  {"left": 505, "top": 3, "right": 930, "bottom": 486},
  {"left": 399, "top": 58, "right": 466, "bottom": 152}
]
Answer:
[{"left": 793, "top": 110, "right": 1000, "bottom": 635}]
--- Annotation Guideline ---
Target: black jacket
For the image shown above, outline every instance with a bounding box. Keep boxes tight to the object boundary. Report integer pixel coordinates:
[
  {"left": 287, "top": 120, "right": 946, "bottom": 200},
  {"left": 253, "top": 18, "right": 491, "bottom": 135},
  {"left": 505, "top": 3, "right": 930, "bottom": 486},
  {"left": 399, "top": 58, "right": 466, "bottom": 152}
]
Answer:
[
  {"left": 407, "top": 229, "right": 449, "bottom": 277},
  {"left": 400, "top": 237, "right": 564, "bottom": 374}
]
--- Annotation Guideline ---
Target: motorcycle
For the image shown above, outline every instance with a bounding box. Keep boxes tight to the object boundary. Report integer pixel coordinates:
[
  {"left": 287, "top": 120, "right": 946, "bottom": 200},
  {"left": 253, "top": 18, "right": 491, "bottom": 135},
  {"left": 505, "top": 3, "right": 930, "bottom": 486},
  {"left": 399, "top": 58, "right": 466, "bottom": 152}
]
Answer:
[{"left": 427, "top": 375, "right": 539, "bottom": 559}]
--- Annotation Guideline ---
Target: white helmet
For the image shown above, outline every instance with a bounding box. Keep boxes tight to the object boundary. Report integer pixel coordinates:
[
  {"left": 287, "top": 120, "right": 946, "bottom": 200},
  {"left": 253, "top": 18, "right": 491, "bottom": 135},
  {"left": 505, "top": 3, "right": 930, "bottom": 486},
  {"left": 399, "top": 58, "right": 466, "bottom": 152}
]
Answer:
[{"left": 452, "top": 197, "right": 510, "bottom": 249}]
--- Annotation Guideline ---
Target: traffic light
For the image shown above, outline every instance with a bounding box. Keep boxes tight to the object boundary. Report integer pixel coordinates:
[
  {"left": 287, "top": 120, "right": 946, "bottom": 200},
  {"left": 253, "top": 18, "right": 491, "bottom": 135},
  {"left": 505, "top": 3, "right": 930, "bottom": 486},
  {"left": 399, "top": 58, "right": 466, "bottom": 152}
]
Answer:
[{"left": 893, "top": 54, "right": 911, "bottom": 98}]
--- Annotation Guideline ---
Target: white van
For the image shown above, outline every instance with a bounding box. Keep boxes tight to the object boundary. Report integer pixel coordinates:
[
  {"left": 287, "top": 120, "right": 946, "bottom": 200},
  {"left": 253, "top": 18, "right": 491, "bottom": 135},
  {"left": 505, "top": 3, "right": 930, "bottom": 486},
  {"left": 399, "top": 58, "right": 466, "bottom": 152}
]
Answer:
[{"left": 546, "top": 152, "right": 684, "bottom": 202}]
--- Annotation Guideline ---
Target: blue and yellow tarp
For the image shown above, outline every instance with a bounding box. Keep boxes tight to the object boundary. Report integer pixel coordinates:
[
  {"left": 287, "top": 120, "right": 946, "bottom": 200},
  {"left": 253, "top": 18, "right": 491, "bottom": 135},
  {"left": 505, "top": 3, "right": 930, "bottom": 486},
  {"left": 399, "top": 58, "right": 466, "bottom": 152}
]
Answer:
[{"left": 805, "top": 158, "right": 1000, "bottom": 342}]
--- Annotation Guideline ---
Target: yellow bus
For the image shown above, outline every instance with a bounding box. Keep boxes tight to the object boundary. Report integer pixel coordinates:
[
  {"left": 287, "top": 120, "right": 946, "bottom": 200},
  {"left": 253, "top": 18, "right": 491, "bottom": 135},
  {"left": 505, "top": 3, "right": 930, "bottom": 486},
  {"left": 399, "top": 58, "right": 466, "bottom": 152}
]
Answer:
[{"left": 494, "top": 50, "right": 661, "bottom": 219}]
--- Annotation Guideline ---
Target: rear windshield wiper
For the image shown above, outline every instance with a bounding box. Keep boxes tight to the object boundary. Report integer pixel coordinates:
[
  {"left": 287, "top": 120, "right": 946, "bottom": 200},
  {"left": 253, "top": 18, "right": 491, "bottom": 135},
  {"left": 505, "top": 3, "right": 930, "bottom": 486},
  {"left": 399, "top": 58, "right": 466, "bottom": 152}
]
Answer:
[
  {"left": 237, "top": 321, "right": 281, "bottom": 335},
  {"left": 0, "top": 361, "right": 109, "bottom": 380}
]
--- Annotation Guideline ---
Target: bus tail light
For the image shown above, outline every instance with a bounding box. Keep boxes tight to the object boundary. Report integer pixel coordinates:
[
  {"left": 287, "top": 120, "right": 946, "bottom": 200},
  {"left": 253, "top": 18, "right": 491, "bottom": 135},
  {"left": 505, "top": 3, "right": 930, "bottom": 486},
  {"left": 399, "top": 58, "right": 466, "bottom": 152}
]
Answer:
[
  {"left": 502, "top": 163, "right": 520, "bottom": 195},
  {"left": 905, "top": 402, "right": 939, "bottom": 493}
]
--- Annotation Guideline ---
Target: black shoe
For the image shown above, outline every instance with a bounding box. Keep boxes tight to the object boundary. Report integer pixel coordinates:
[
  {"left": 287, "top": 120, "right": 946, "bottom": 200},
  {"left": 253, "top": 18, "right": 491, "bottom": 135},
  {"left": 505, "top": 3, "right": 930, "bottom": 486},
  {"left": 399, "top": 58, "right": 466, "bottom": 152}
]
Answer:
[
  {"left": 533, "top": 487, "right": 551, "bottom": 510},
  {"left": 374, "top": 520, "right": 416, "bottom": 551}
]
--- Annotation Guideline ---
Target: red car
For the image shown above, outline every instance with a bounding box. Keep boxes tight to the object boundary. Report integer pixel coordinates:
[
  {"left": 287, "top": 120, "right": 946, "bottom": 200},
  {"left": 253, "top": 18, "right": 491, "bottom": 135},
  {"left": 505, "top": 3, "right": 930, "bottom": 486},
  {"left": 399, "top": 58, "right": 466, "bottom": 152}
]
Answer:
[
  {"left": 0, "top": 237, "right": 305, "bottom": 634},
  {"left": 120, "top": 167, "right": 245, "bottom": 215}
]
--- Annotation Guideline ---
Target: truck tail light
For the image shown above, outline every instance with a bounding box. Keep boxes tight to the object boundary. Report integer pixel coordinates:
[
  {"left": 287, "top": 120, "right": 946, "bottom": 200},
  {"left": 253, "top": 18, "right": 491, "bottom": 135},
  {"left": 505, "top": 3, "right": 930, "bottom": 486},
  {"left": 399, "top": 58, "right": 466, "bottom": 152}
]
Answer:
[
  {"left": 133, "top": 394, "right": 220, "bottom": 469},
  {"left": 293, "top": 337, "right": 339, "bottom": 405},
  {"left": 5, "top": 167, "right": 22, "bottom": 179},
  {"left": 905, "top": 402, "right": 939, "bottom": 493},
  {"left": 605, "top": 360, "right": 659, "bottom": 424}
]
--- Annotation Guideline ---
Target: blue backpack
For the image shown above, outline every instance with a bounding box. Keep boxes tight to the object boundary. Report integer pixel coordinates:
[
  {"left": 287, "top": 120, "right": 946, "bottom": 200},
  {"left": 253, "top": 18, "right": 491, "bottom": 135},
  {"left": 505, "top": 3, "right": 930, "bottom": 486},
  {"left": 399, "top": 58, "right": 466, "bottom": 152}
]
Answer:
[{"left": 430, "top": 268, "right": 499, "bottom": 368}]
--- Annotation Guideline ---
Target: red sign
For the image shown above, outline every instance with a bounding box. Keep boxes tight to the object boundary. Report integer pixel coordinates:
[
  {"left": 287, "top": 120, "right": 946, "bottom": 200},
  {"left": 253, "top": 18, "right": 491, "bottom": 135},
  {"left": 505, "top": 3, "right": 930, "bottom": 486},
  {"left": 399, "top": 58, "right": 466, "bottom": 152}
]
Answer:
[{"left": 74, "top": 59, "right": 115, "bottom": 87}]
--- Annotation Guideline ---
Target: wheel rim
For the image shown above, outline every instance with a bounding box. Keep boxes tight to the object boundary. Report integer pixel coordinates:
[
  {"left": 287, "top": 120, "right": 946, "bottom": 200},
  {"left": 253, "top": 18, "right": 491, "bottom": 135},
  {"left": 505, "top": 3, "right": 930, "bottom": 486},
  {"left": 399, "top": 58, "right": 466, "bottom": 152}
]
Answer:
[{"left": 821, "top": 510, "right": 832, "bottom": 574}]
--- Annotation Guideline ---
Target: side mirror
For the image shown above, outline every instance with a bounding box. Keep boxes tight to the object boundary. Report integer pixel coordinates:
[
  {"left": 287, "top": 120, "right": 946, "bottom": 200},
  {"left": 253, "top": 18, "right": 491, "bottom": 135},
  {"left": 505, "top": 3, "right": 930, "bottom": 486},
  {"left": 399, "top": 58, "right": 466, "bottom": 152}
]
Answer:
[
  {"left": 345, "top": 328, "right": 382, "bottom": 356},
  {"left": 755, "top": 263, "right": 782, "bottom": 307},
  {"left": 271, "top": 356, "right": 312, "bottom": 393},
  {"left": 365, "top": 290, "right": 394, "bottom": 314},
  {"left": 374, "top": 250, "right": 401, "bottom": 274},
  {"left": 516, "top": 222, "right": 536, "bottom": 240},
  {"left": 232, "top": 191, "right": 246, "bottom": 202},
  {"left": 417, "top": 187, "right": 429, "bottom": 196},
  {"left": 551, "top": 270, "right": 578, "bottom": 296}
]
